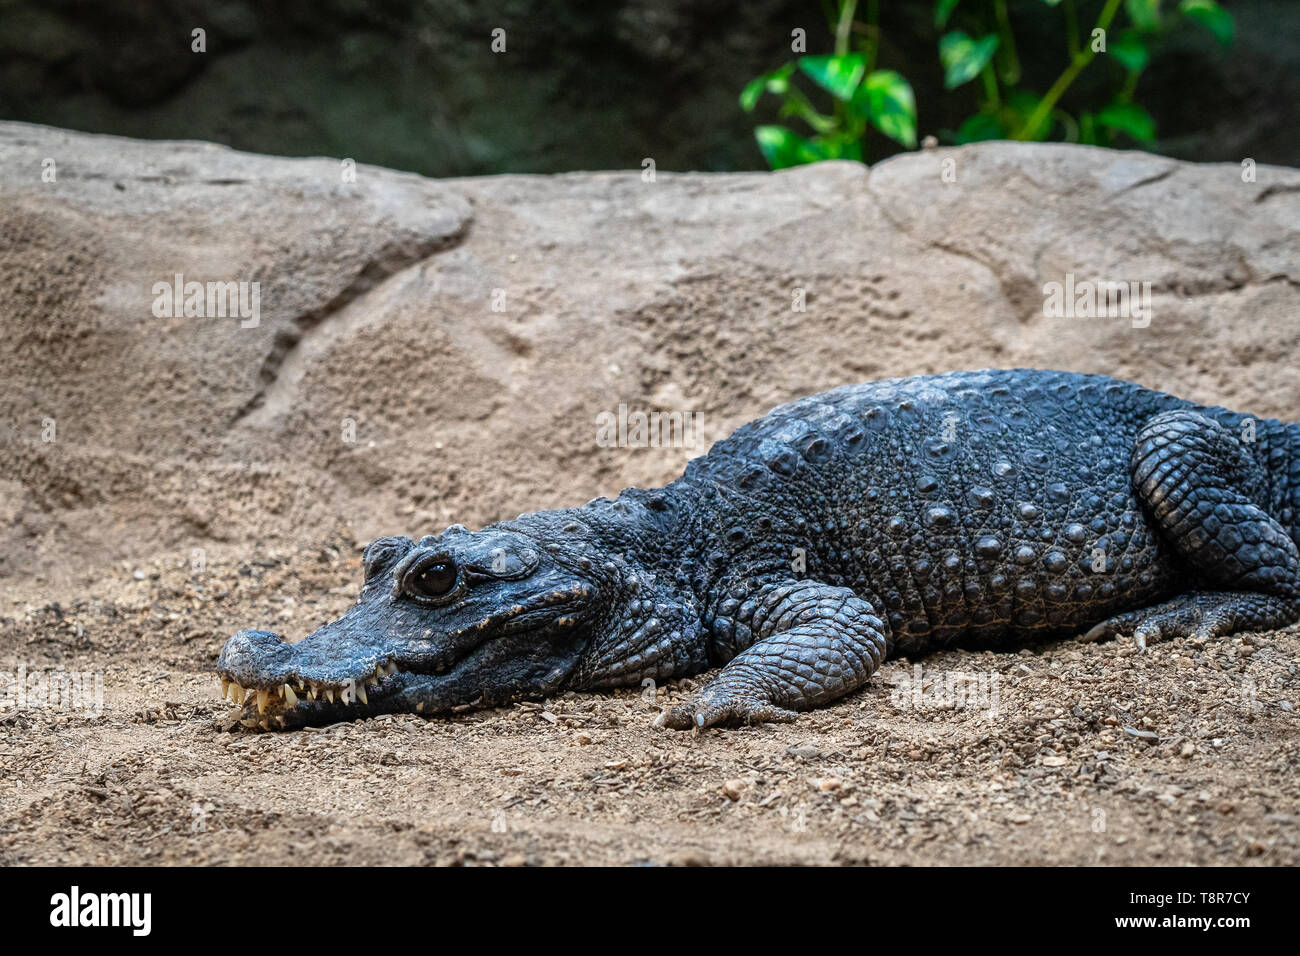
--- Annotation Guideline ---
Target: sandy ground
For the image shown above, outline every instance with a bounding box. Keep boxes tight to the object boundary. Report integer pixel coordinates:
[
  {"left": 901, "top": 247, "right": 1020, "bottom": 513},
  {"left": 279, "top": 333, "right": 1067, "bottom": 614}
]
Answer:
[{"left": 1, "top": 534, "right": 1296, "bottom": 866}]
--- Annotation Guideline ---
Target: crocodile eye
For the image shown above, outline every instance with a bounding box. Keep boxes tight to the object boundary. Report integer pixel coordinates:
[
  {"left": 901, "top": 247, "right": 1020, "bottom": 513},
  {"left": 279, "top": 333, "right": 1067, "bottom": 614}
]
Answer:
[{"left": 410, "top": 561, "right": 458, "bottom": 599}]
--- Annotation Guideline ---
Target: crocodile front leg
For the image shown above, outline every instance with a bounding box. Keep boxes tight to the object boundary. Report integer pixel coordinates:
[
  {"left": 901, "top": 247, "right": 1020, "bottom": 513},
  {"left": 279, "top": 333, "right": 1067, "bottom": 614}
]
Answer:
[{"left": 656, "top": 580, "right": 888, "bottom": 730}]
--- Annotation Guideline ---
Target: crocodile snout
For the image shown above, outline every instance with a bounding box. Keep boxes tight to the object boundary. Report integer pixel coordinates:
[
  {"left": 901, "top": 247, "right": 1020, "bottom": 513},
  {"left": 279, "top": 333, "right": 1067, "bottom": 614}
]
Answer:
[
  {"left": 217, "top": 623, "right": 401, "bottom": 728},
  {"left": 217, "top": 628, "right": 294, "bottom": 688}
]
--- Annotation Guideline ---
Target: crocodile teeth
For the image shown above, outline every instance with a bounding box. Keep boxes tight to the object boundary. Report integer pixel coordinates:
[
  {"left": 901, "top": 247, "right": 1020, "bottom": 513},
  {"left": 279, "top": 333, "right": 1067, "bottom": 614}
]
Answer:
[{"left": 220, "top": 667, "right": 403, "bottom": 719}]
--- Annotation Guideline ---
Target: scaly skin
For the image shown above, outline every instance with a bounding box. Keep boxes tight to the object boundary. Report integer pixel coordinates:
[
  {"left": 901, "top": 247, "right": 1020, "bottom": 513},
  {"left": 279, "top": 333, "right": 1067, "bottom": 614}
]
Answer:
[{"left": 216, "top": 369, "right": 1300, "bottom": 731}]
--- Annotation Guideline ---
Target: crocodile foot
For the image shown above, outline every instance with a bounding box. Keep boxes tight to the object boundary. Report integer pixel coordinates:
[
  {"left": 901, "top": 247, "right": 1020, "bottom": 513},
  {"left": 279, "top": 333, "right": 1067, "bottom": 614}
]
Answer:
[
  {"left": 654, "top": 684, "right": 798, "bottom": 730},
  {"left": 1079, "top": 590, "right": 1300, "bottom": 650}
]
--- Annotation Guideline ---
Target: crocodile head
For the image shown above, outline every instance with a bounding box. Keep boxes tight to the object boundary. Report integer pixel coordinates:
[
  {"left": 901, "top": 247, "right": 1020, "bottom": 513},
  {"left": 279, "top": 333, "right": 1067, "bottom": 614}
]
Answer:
[{"left": 216, "top": 524, "right": 607, "bottom": 729}]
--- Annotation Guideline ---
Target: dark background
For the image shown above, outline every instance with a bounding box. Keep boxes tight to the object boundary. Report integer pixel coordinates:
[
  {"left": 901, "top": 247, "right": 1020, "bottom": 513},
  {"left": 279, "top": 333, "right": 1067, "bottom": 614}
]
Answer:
[{"left": 1, "top": 0, "right": 1296, "bottom": 176}]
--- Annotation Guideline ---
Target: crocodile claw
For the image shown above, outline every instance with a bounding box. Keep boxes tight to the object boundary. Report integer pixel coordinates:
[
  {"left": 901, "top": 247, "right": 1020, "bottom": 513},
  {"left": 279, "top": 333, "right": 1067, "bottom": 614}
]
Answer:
[{"left": 655, "top": 691, "right": 798, "bottom": 731}]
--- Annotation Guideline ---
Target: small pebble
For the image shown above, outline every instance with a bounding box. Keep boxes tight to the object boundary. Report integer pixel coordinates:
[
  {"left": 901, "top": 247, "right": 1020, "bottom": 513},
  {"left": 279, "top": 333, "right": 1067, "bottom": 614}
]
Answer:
[{"left": 1122, "top": 727, "right": 1159, "bottom": 743}]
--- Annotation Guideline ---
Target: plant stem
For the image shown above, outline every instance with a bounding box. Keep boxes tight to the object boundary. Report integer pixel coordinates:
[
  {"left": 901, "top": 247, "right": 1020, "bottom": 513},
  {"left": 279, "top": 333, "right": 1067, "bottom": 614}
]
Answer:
[
  {"left": 1122, "top": 69, "right": 1138, "bottom": 100},
  {"left": 835, "top": 0, "right": 859, "bottom": 57},
  {"left": 1064, "top": 0, "right": 1081, "bottom": 58},
  {"left": 828, "top": 1, "right": 858, "bottom": 142},
  {"left": 784, "top": 86, "right": 837, "bottom": 134},
  {"left": 993, "top": 0, "right": 1021, "bottom": 85},
  {"left": 1014, "top": 0, "right": 1122, "bottom": 141},
  {"left": 862, "top": 0, "right": 879, "bottom": 72},
  {"left": 981, "top": 63, "right": 1001, "bottom": 110}
]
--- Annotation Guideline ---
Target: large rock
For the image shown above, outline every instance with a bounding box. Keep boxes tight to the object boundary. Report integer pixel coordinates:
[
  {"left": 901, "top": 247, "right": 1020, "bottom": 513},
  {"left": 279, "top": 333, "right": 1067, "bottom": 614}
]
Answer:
[{"left": 2, "top": 121, "right": 1299, "bottom": 590}]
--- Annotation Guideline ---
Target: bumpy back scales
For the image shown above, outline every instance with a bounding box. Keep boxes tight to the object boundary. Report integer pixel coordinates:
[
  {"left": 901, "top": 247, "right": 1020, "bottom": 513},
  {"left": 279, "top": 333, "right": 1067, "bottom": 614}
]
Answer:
[{"left": 678, "top": 369, "right": 1300, "bottom": 654}]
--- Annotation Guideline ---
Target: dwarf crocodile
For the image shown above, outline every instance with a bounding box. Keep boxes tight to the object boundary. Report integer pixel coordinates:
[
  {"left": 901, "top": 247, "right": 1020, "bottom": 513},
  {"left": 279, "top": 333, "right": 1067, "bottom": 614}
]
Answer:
[{"left": 217, "top": 369, "right": 1300, "bottom": 730}]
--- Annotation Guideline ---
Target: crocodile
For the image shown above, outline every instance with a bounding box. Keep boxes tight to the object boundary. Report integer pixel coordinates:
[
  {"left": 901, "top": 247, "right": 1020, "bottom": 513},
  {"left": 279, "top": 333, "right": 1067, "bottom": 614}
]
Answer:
[{"left": 216, "top": 369, "right": 1300, "bottom": 731}]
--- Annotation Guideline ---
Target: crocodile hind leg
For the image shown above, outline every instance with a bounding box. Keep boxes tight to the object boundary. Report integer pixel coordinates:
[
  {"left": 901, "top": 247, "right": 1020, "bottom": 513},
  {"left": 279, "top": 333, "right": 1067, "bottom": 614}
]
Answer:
[
  {"left": 655, "top": 580, "right": 888, "bottom": 730},
  {"left": 1085, "top": 409, "right": 1300, "bottom": 646}
]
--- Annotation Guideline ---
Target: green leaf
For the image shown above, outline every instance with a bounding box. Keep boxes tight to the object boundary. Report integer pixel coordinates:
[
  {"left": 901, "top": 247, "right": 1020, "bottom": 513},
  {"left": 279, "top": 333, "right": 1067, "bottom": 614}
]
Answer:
[
  {"left": 1180, "top": 0, "right": 1234, "bottom": 45},
  {"left": 754, "top": 125, "right": 829, "bottom": 169},
  {"left": 939, "top": 32, "right": 1000, "bottom": 90},
  {"left": 740, "top": 64, "right": 795, "bottom": 111},
  {"left": 818, "top": 132, "right": 864, "bottom": 162},
  {"left": 935, "top": 0, "right": 961, "bottom": 28},
  {"left": 1096, "top": 101, "right": 1156, "bottom": 142},
  {"left": 853, "top": 70, "right": 918, "bottom": 148},
  {"left": 1125, "top": 0, "right": 1162, "bottom": 32},
  {"left": 740, "top": 76, "right": 766, "bottom": 112},
  {"left": 1109, "top": 29, "right": 1149, "bottom": 72},
  {"left": 798, "top": 54, "right": 867, "bottom": 101},
  {"left": 955, "top": 113, "right": 1007, "bottom": 144}
]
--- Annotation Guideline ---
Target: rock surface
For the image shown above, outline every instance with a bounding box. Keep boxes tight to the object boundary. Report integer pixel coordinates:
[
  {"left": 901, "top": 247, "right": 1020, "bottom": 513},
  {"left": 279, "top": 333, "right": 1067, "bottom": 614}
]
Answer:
[
  {"left": 1, "top": 123, "right": 1298, "bottom": 865},
  {"left": 3, "top": 122, "right": 1299, "bottom": 585}
]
